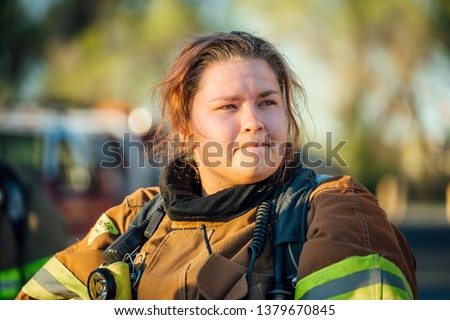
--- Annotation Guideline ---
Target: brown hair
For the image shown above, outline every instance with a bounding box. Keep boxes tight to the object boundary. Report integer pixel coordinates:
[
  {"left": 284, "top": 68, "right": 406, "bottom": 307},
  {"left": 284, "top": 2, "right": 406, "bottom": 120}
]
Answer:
[{"left": 149, "top": 31, "right": 307, "bottom": 173}]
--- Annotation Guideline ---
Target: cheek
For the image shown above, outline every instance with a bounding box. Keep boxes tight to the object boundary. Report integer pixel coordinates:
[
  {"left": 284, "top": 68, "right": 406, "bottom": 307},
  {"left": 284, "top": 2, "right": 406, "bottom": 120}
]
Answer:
[
  {"left": 268, "top": 113, "right": 289, "bottom": 141},
  {"left": 281, "top": 111, "right": 290, "bottom": 139},
  {"left": 197, "top": 116, "right": 237, "bottom": 143},
  {"left": 192, "top": 125, "right": 235, "bottom": 160},
  {"left": 191, "top": 112, "right": 215, "bottom": 136}
]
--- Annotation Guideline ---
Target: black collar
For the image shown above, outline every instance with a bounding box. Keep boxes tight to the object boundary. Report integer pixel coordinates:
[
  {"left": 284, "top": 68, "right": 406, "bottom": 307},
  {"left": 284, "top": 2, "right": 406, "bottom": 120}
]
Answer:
[{"left": 160, "top": 158, "right": 276, "bottom": 222}]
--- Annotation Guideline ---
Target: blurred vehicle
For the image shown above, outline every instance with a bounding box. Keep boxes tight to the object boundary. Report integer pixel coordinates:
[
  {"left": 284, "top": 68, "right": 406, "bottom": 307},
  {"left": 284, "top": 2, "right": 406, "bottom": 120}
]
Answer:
[
  {"left": 0, "top": 104, "right": 160, "bottom": 243},
  {"left": 399, "top": 225, "right": 450, "bottom": 300},
  {"left": 0, "top": 159, "right": 68, "bottom": 299},
  {"left": 0, "top": 103, "right": 160, "bottom": 299}
]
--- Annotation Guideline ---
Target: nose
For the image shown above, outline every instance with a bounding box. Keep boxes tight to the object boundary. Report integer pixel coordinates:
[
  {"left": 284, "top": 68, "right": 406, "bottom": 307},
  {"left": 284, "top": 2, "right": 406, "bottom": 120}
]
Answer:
[{"left": 240, "top": 105, "right": 264, "bottom": 134}]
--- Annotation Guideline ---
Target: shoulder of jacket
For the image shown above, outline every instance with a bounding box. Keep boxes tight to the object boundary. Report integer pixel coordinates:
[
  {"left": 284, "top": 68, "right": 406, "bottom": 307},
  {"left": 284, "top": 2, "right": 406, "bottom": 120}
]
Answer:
[
  {"left": 93, "top": 187, "right": 161, "bottom": 238},
  {"left": 310, "top": 175, "right": 371, "bottom": 201},
  {"left": 124, "top": 186, "right": 161, "bottom": 208}
]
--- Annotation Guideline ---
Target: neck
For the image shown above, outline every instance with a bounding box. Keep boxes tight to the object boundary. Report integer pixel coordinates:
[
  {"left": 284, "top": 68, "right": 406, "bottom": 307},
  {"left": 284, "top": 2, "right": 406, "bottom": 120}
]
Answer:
[{"left": 198, "top": 170, "right": 230, "bottom": 197}]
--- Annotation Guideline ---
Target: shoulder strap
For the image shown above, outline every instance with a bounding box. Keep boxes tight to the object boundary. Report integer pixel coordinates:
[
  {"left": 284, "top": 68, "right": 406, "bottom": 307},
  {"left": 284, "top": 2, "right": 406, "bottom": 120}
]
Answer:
[
  {"left": 102, "top": 194, "right": 165, "bottom": 264},
  {"left": 283, "top": 173, "right": 333, "bottom": 275},
  {"left": 129, "top": 193, "right": 164, "bottom": 226},
  {"left": 271, "top": 170, "right": 333, "bottom": 296}
]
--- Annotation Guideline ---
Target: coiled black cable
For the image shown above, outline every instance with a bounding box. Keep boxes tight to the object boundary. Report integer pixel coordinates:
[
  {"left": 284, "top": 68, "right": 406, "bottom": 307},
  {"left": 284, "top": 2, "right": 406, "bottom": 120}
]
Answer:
[{"left": 247, "top": 200, "right": 271, "bottom": 286}]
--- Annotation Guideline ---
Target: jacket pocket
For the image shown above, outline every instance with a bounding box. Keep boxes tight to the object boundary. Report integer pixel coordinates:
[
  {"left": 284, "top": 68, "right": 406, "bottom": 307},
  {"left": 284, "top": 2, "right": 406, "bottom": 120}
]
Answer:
[{"left": 196, "top": 253, "right": 248, "bottom": 300}]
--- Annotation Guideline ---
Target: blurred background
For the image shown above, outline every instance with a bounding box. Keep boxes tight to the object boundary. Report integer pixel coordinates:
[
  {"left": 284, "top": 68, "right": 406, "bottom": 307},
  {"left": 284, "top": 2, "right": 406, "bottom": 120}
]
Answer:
[{"left": 0, "top": 0, "right": 449, "bottom": 299}]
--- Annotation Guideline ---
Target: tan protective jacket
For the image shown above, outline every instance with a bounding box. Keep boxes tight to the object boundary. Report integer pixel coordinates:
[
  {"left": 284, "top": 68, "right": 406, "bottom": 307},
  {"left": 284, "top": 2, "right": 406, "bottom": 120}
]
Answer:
[{"left": 16, "top": 175, "right": 417, "bottom": 300}]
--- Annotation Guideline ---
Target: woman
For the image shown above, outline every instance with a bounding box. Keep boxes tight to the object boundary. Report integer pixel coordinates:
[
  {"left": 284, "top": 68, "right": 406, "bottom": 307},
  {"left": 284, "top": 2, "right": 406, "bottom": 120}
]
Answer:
[{"left": 16, "top": 31, "right": 417, "bottom": 300}]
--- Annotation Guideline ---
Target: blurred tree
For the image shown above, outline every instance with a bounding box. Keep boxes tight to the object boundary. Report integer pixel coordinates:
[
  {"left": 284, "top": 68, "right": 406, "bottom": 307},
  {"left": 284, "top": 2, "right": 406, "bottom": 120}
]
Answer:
[
  {"left": 431, "top": 0, "right": 450, "bottom": 51},
  {"left": 1, "top": 0, "right": 449, "bottom": 201},
  {"left": 42, "top": 0, "right": 205, "bottom": 103},
  {"left": 324, "top": 0, "right": 435, "bottom": 194},
  {"left": 325, "top": 0, "right": 450, "bottom": 199},
  {"left": 0, "top": 0, "right": 45, "bottom": 102},
  {"left": 1, "top": 0, "right": 206, "bottom": 104},
  {"left": 231, "top": 0, "right": 450, "bottom": 200},
  {"left": 0, "top": 0, "right": 116, "bottom": 103}
]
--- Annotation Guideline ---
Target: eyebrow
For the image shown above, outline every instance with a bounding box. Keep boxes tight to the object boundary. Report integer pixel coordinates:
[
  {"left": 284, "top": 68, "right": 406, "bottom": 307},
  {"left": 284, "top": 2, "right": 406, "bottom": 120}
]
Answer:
[{"left": 209, "top": 90, "right": 280, "bottom": 102}]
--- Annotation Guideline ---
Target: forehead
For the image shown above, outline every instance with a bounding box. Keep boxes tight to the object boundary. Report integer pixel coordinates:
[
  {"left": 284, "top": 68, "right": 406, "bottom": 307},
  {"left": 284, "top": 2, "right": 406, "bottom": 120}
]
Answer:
[{"left": 197, "top": 59, "right": 280, "bottom": 94}]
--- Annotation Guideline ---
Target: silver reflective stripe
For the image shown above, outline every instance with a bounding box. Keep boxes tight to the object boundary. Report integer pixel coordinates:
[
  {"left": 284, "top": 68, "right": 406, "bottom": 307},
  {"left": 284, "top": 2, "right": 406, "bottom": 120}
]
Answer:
[
  {"left": 33, "top": 268, "right": 80, "bottom": 299},
  {"left": 300, "top": 269, "right": 412, "bottom": 300},
  {"left": 0, "top": 279, "right": 19, "bottom": 290}
]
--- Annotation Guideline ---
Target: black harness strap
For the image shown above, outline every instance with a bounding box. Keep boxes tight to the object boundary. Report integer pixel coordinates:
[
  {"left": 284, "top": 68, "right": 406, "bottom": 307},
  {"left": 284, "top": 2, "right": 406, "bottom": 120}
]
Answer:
[{"left": 102, "top": 194, "right": 165, "bottom": 264}]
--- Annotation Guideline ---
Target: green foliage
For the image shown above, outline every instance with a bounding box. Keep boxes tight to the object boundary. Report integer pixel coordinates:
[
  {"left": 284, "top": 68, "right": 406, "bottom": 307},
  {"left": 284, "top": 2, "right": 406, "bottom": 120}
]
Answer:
[{"left": 1, "top": 0, "right": 449, "bottom": 200}]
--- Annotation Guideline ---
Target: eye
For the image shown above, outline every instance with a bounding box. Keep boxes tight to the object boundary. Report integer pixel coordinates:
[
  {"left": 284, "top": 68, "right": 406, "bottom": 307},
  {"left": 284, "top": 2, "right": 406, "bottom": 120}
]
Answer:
[
  {"left": 219, "top": 104, "right": 238, "bottom": 110},
  {"left": 259, "top": 100, "right": 276, "bottom": 107}
]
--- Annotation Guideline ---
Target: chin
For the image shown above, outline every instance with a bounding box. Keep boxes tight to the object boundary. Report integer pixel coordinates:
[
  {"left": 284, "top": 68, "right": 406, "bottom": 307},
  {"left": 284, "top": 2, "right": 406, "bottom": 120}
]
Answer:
[
  {"left": 230, "top": 151, "right": 283, "bottom": 184},
  {"left": 233, "top": 166, "right": 278, "bottom": 185}
]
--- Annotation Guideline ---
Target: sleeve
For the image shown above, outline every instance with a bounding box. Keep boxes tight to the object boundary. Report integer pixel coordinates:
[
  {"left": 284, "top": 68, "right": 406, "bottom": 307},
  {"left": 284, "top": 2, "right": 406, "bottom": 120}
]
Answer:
[
  {"left": 15, "top": 187, "right": 159, "bottom": 300},
  {"left": 294, "top": 176, "right": 417, "bottom": 300}
]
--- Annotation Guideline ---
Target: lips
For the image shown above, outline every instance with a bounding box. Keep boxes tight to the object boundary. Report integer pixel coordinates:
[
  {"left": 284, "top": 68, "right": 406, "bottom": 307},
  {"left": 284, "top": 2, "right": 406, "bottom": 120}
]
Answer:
[
  {"left": 241, "top": 141, "right": 265, "bottom": 148},
  {"left": 232, "top": 141, "right": 269, "bottom": 155}
]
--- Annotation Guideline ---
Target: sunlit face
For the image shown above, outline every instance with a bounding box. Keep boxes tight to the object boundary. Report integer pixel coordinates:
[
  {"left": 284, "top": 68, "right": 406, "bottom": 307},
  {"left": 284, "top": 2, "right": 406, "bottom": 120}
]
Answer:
[{"left": 188, "top": 59, "right": 289, "bottom": 196}]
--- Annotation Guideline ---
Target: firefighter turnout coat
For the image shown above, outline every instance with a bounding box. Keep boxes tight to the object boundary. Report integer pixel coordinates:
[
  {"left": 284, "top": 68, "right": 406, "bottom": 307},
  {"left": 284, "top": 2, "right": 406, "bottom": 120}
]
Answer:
[{"left": 16, "top": 175, "right": 417, "bottom": 300}]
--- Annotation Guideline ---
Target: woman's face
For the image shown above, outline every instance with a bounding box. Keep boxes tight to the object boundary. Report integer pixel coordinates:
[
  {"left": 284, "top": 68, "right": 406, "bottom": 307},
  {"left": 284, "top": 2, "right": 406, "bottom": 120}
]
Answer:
[{"left": 188, "top": 58, "right": 289, "bottom": 196}]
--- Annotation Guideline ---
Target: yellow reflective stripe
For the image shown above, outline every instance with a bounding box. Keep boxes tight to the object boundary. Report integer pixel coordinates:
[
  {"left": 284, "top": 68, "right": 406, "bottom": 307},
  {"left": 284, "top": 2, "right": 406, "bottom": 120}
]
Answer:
[
  {"left": 22, "top": 257, "right": 89, "bottom": 300},
  {"left": 295, "top": 254, "right": 413, "bottom": 300},
  {"left": 296, "top": 254, "right": 380, "bottom": 297},
  {"left": 0, "top": 256, "right": 50, "bottom": 299},
  {"left": 327, "top": 283, "right": 411, "bottom": 300},
  {"left": 0, "top": 268, "right": 21, "bottom": 299},
  {"left": 0, "top": 267, "right": 21, "bottom": 283},
  {"left": 378, "top": 256, "right": 413, "bottom": 299},
  {"left": 331, "top": 284, "right": 380, "bottom": 300},
  {"left": 0, "top": 287, "right": 18, "bottom": 299},
  {"left": 21, "top": 278, "right": 65, "bottom": 300}
]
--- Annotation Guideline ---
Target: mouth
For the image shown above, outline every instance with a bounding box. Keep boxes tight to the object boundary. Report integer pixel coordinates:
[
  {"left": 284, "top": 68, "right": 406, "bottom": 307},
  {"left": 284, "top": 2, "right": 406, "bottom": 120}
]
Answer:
[
  {"left": 242, "top": 141, "right": 264, "bottom": 147},
  {"left": 233, "top": 141, "right": 269, "bottom": 154}
]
